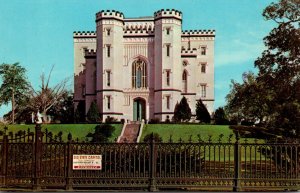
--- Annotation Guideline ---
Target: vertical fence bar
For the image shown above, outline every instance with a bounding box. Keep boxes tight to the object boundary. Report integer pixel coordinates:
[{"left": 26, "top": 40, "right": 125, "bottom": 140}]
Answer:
[
  {"left": 65, "top": 133, "right": 73, "bottom": 190},
  {"left": 33, "top": 124, "right": 42, "bottom": 190},
  {"left": 233, "top": 131, "right": 241, "bottom": 192},
  {"left": 149, "top": 133, "right": 157, "bottom": 191},
  {"left": 1, "top": 135, "right": 8, "bottom": 187}
]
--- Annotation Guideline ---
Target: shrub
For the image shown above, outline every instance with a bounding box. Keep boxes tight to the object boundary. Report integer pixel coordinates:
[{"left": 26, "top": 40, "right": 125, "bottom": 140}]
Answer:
[
  {"left": 143, "top": 133, "right": 162, "bottom": 142},
  {"left": 105, "top": 116, "right": 118, "bottom": 123},
  {"left": 86, "top": 101, "right": 100, "bottom": 123},
  {"left": 120, "top": 119, "right": 125, "bottom": 124},
  {"left": 195, "top": 99, "right": 211, "bottom": 123},
  {"left": 74, "top": 101, "right": 85, "bottom": 123},
  {"left": 173, "top": 97, "right": 192, "bottom": 122},
  {"left": 86, "top": 124, "right": 115, "bottom": 142},
  {"left": 214, "top": 107, "right": 229, "bottom": 125}
]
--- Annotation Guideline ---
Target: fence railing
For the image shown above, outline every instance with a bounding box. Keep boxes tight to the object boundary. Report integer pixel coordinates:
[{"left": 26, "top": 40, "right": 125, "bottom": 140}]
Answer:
[{"left": 0, "top": 124, "right": 300, "bottom": 191}]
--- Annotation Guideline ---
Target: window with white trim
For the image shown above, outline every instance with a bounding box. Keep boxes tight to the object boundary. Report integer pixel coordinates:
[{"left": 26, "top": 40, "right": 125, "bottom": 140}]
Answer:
[
  {"left": 201, "top": 46, "right": 206, "bottom": 55},
  {"left": 166, "top": 27, "right": 171, "bottom": 35},
  {"left": 107, "top": 96, "right": 111, "bottom": 109},
  {"left": 166, "top": 70, "right": 170, "bottom": 86},
  {"left": 201, "top": 63, "right": 206, "bottom": 73},
  {"left": 107, "top": 45, "right": 111, "bottom": 57},
  {"left": 182, "top": 70, "right": 188, "bottom": 93},
  {"left": 132, "top": 59, "right": 147, "bottom": 88},
  {"left": 201, "top": 85, "right": 206, "bottom": 97},
  {"left": 106, "top": 28, "right": 111, "bottom": 36},
  {"left": 166, "top": 95, "right": 170, "bottom": 110},
  {"left": 106, "top": 70, "right": 111, "bottom": 87},
  {"left": 166, "top": 44, "right": 170, "bottom": 57}
]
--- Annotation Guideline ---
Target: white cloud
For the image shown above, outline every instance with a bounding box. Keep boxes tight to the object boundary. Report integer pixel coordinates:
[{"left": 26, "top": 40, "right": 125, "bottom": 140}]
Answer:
[{"left": 215, "top": 38, "right": 265, "bottom": 67}]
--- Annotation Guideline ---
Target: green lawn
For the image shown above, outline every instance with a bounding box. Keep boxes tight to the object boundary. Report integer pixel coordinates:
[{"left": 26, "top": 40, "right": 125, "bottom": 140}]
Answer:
[
  {"left": 141, "top": 124, "right": 234, "bottom": 142},
  {"left": 0, "top": 124, "right": 123, "bottom": 142},
  {"left": 1, "top": 123, "right": 265, "bottom": 161},
  {"left": 141, "top": 124, "right": 264, "bottom": 161}
]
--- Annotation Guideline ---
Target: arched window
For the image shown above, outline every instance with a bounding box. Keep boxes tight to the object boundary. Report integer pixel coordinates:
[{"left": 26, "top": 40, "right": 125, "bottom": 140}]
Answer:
[
  {"left": 182, "top": 70, "right": 187, "bottom": 93},
  {"left": 132, "top": 59, "right": 147, "bottom": 88}
]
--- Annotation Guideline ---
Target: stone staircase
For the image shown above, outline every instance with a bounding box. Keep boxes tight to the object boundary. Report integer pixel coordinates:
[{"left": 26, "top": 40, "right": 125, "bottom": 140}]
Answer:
[{"left": 118, "top": 123, "right": 140, "bottom": 143}]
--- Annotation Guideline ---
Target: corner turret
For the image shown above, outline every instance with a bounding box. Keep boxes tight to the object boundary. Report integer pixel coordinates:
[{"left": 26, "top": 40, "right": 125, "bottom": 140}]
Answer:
[
  {"left": 154, "top": 9, "right": 182, "bottom": 21},
  {"left": 96, "top": 10, "right": 124, "bottom": 22}
]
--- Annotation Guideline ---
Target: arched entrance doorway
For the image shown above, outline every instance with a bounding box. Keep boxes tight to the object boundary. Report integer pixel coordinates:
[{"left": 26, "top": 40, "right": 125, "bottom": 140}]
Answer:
[{"left": 133, "top": 98, "right": 146, "bottom": 121}]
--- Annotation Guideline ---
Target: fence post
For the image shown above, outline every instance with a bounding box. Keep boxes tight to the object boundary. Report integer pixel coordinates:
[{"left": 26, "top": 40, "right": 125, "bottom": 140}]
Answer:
[
  {"left": 233, "top": 131, "right": 241, "bottom": 192},
  {"left": 149, "top": 133, "right": 157, "bottom": 192},
  {"left": 65, "top": 133, "right": 73, "bottom": 191},
  {"left": 33, "top": 124, "right": 42, "bottom": 190},
  {"left": 1, "top": 134, "right": 8, "bottom": 187}
]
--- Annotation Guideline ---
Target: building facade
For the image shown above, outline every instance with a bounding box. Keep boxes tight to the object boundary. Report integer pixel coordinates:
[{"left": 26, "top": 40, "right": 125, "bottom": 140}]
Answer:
[{"left": 74, "top": 9, "right": 215, "bottom": 122}]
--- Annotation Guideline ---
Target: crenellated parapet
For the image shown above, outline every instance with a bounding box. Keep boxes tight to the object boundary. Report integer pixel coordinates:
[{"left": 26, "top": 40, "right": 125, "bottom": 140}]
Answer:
[
  {"left": 154, "top": 9, "right": 182, "bottom": 21},
  {"left": 182, "top": 29, "right": 215, "bottom": 37},
  {"left": 181, "top": 47, "right": 197, "bottom": 56},
  {"left": 73, "top": 31, "right": 96, "bottom": 38},
  {"left": 84, "top": 49, "right": 96, "bottom": 58},
  {"left": 96, "top": 10, "right": 124, "bottom": 22},
  {"left": 124, "top": 26, "right": 154, "bottom": 36}
]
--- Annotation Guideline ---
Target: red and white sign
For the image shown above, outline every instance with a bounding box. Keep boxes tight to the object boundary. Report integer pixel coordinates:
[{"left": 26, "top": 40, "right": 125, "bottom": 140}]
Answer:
[{"left": 73, "top": 155, "right": 102, "bottom": 170}]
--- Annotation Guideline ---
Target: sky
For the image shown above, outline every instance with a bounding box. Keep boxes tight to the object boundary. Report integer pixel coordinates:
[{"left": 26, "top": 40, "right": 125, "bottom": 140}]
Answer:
[{"left": 0, "top": 0, "right": 276, "bottom": 117}]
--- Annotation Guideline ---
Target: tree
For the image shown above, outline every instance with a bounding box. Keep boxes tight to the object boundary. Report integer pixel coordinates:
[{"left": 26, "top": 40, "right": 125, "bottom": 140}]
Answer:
[
  {"left": 254, "top": 0, "right": 300, "bottom": 137},
  {"left": 28, "top": 65, "right": 69, "bottom": 123},
  {"left": 86, "top": 124, "right": 115, "bottom": 142},
  {"left": 225, "top": 72, "right": 271, "bottom": 124},
  {"left": 48, "top": 92, "right": 74, "bottom": 123},
  {"left": 74, "top": 100, "right": 85, "bottom": 123},
  {"left": 86, "top": 101, "right": 100, "bottom": 123},
  {"left": 173, "top": 102, "right": 181, "bottom": 122},
  {"left": 195, "top": 99, "right": 211, "bottom": 123},
  {"left": 214, "top": 107, "right": 229, "bottom": 125},
  {"left": 0, "top": 63, "right": 30, "bottom": 124},
  {"left": 173, "top": 97, "right": 192, "bottom": 122},
  {"left": 225, "top": 0, "right": 300, "bottom": 137}
]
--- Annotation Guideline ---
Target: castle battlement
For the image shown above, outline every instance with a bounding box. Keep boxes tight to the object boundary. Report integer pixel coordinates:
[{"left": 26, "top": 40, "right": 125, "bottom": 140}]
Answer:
[
  {"left": 74, "top": 9, "right": 215, "bottom": 122},
  {"left": 96, "top": 10, "right": 124, "bottom": 22},
  {"left": 73, "top": 31, "right": 96, "bottom": 37},
  {"left": 182, "top": 30, "right": 215, "bottom": 36},
  {"left": 124, "top": 24, "right": 154, "bottom": 35},
  {"left": 181, "top": 47, "right": 197, "bottom": 55},
  {"left": 124, "top": 29, "right": 154, "bottom": 36},
  {"left": 84, "top": 49, "right": 96, "bottom": 58},
  {"left": 124, "top": 23, "right": 154, "bottom": 31},
  {"left": 154, "top": 9, "right": 182, "bottom": 20}
]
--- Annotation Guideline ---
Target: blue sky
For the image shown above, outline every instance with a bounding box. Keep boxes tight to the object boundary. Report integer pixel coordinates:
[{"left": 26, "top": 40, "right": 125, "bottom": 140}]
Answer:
[{"left": 0, "top": 0, "right": 276, "bottom": 117}]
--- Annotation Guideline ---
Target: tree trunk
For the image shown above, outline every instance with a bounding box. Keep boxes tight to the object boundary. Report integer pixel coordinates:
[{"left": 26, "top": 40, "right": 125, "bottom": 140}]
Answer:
[
  {"left": 11, "top": 88, "right": 15, "bottom": 124},
  {"left": 42, "top": 110, "right": 49, "bottom": 123}
]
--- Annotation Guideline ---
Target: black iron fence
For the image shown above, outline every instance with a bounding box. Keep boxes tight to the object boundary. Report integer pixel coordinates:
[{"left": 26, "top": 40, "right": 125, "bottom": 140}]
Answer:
[{"left": 0, "top": 125, "right": 300, "bottom": 191}]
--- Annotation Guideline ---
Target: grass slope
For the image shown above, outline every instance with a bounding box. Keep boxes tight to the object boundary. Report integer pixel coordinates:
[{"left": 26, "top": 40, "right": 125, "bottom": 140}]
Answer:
[
  {"left": 141, "top": 124, "right": 233, "bottom": 142},
  {"left": 0, "top": 124, "right": 123, "bottom": 142}
]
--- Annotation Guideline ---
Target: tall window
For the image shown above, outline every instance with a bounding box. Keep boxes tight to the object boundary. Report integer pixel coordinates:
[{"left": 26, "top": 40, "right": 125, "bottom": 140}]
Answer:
[
  {"left": 166, "top": 70, "right": 170, "bottom": 86},
  {"left": 132, "top": 59, "right": 147, "bottom": 88},
  {"left": 166, "top": 27, "right": 170, "bottom": 35},
  {"left": 201, "top": 85, "right": 206, "bottom": 97},
  {"left": 182, "top": 70, "right": 187, "bottom": 93},
  {"left": 166, "top": 95, "right": 170, "bottom": 109},
  {"left": 201, "top": 46, "right": 206, "bottom": 55},
  {"left": 201, "top": 63, "right": 206, "bottom": 73},
  {"left": 166, "top": 44, "right": 170, "bottom": 57},
  {"left": 106, "top": 28, "right": 111, "bottom": 36},
  {"left": 107, "top": 96, "right": 111, "bottom": 109},
  {"left": 107, "top": 45, "right": 111, "bottom": 57},
  {"left": 106, "top": 70, "right": 111, "bottom": 86}
]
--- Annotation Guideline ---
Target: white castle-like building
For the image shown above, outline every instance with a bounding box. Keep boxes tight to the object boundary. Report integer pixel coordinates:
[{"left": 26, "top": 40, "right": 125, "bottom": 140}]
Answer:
[{"left": 74, "top": 9, "right": 215, "bottom": 122}]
